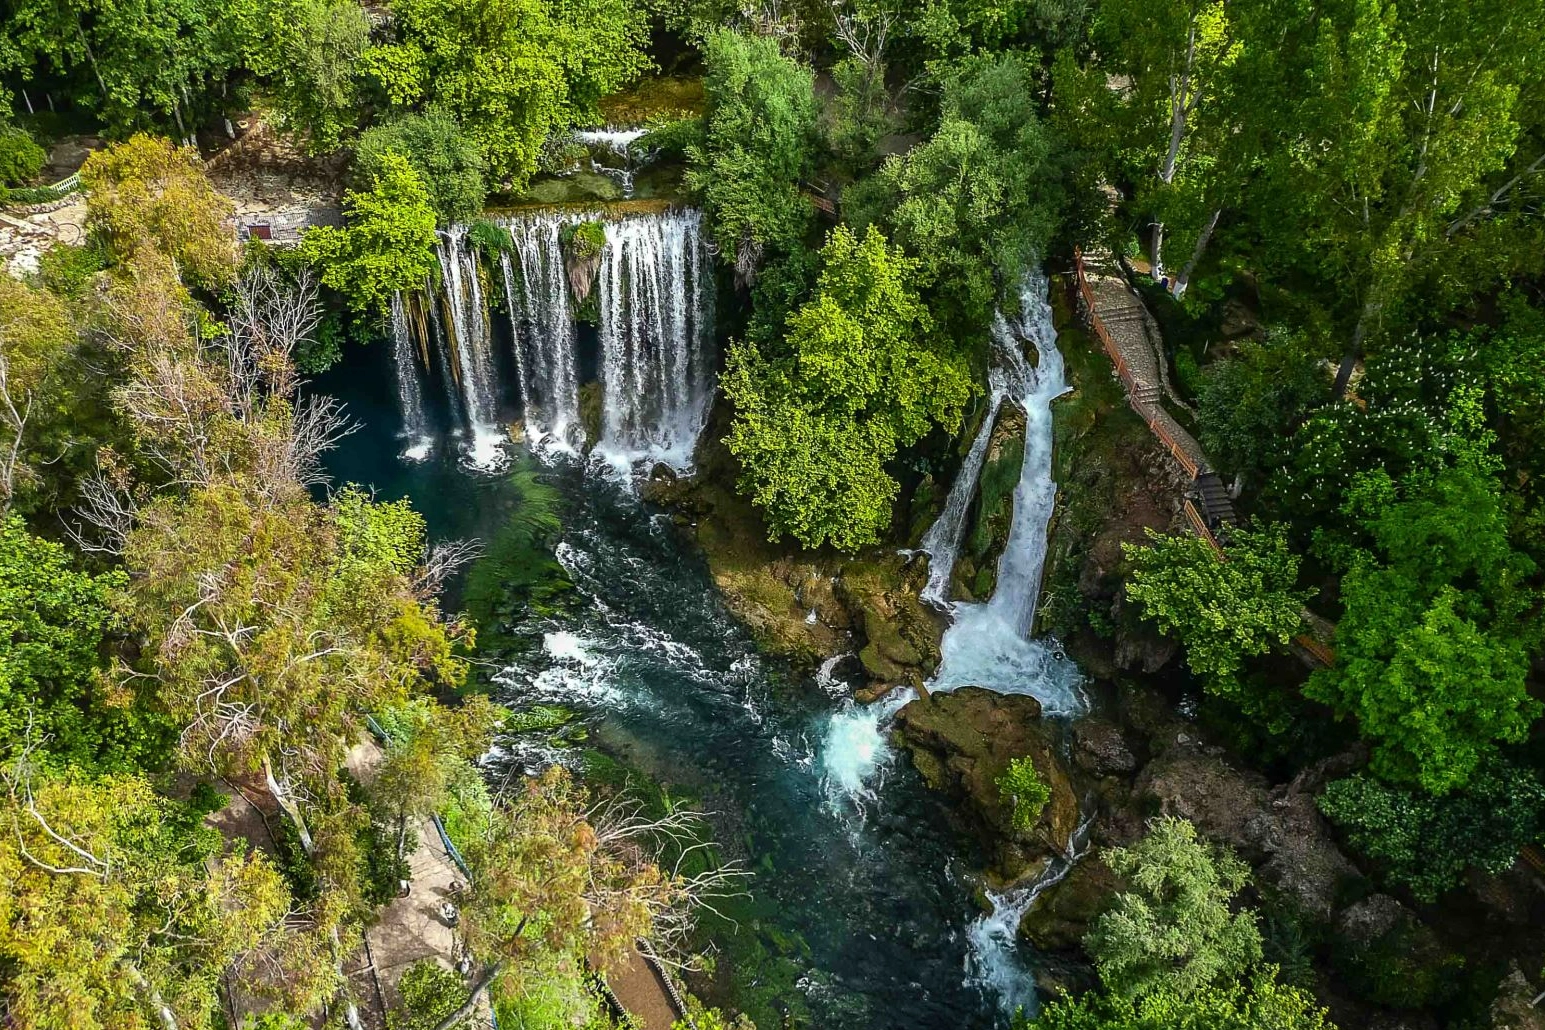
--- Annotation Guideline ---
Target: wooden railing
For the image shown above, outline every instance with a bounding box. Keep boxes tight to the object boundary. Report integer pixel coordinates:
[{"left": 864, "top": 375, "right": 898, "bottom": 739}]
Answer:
[
  {"left": 1072, "top": 248, "right": 1335, "bottom": 668},
  {"left": 1073, "top": 249, "right": 1200, "bottom": 479}
]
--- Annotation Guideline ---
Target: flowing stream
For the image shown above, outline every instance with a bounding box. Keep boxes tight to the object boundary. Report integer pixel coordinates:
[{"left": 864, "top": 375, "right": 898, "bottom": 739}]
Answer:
[{"left": 326, "top": 260, "right": 1086, "bottom": 1027}]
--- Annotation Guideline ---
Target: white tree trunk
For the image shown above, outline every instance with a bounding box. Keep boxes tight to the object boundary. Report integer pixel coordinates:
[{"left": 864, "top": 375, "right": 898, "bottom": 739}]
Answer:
[{"left": 1171, "top": 207, "right": 1223, "bottom": 299}]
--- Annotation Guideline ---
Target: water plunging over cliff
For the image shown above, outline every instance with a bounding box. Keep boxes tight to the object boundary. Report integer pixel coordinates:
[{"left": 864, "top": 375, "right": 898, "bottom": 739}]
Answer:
[
  {"left": 500, "top": 214, "right": 582, "bottom": 452},
  {"left": 818, "top": 272, "right": 1084, "bottom": 823},
  {"left": 398, "top": 208, "right": 715, "bottom": 470},
  {"left": 594, "top": 210, "right": 715, "bottom": 471},
  {"left": 436, "top": 225, "right": 505, "bottom": 466},
  {"left": 389, "top": 292, "right": 432, "bottom": 460},
  {"left": 930, "top": 274, "right": 1084, "bottom": 715}
]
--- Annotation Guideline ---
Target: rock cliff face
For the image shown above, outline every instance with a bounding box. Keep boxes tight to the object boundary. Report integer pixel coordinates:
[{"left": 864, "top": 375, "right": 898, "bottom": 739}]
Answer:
[
  {"left": 892, "top": 687, "right": 1080, "bottom": 884},
  {"left": 642, "top": 401, "right": 944, "bottom": 688}
]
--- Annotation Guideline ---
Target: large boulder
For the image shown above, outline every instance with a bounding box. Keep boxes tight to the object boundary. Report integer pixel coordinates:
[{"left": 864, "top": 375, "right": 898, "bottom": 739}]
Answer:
[
  {"left": 1018, "top": 849, "right": 1118, "bottom": 952},
  {"left": 893, "top": 687, "right": 1080, "bottom": 882},
  {"left": 836, "top": 553, "right": 945, "bottom": 692},
  {"left": 1134, "top": 739, "right": 1358, "bottom": 918}
]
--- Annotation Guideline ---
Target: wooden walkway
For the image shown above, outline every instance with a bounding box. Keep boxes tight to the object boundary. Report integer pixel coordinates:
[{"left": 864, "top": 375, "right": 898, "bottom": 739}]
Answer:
[
  {"left": 1073, "top": 248, "right": 1235, "bottom": 548},
  {"left": 1072, "top": 247, "right": 1333, "bottom": 668}
]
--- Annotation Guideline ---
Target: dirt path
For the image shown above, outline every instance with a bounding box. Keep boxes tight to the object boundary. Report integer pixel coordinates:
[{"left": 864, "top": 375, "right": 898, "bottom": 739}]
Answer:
[{"left": 603, "top": 948, "right": 681, "bottom": 1030}]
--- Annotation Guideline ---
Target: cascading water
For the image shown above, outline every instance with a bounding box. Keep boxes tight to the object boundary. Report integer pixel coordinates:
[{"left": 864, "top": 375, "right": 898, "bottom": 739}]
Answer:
[
  {"left": 402, "top": 208, "right": 716, "bottom": 472},
  {"left": 921, "top": 363, "right": 1010, "bottom": 606},
  {"left": 820, "top": 272, "right": 1083, "bottom": 818},
  {"left": 436, "top": 225, "right": 505, "bottom": 466},
  {"left": 966, "top": 814, "right": 1093, "bottom": 1017},
  {"left": 388, "top": 292, "right": 432, "bottom": 460},
  {"left": 595, "top": 209, "right": 715, "bottom": 471},
  {"left": 574, "top": 128, "right": 647, "bottom": 197},
  {"left": 929, "top": 273, "right": 1085, "bottom": 714},
  {"left": 500, "top": 214, "right": 582, "bottom": 451}
]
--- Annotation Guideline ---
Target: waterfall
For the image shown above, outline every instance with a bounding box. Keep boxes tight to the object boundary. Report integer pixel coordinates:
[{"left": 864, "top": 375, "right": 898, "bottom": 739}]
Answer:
[
  {"left": 574, "top": 128, "right": 647, "bottom": 198},
  {"left": 820, "top": 687, "right": 916, "bottom": 814},
  {"left": 436, "top": 225, "right": 505, "bottom": 466},
  {"left": 501, "top": 214, "right": 581, "bottom": 451},
  {"left": 920, "top": 362, "right": 1011, "bottom": 607},
  {"left": 395, "top": 208, "right": 716, "bottom": 471},
  {"left": 929, "top": 272, "right": 1084, "bottom": 714},
  {"left": 388, "top": 292, "right": 432, "bottom": 460},
  {"left": 595, "top": 209, "right": 715, "bottom": 471},
  {"left": 966, "top": 814, "right": 1093, "bottom": 1017}
]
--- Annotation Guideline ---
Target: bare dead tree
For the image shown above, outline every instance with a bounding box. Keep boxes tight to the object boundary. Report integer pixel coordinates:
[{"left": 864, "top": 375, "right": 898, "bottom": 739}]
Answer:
[
  {"left": 831, "top": 0, "right": 892, "bottom": 73},
  {"left": 0, "top": 346, "right": 36, "bottom": 513},
  {"left": 414, "top": 537, "right": 486, "bottom": 598},
  {"left": 65, "top": 467, "right": 139, "bottom": 555}
]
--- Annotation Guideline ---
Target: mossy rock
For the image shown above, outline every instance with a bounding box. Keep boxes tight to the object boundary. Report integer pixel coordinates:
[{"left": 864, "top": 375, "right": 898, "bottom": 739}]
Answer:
[
  {"left": 1019, "top": 850, "right": 1119, "bottom": 952},
  {"left": 578, "top": 381, "right": 603, "bottom": 448},
  {"left": 835, "top": 553, "right": 944, "bottom": 689},
  {"left": 893, "top": 687, "right": 1080, "bottom": 882}
]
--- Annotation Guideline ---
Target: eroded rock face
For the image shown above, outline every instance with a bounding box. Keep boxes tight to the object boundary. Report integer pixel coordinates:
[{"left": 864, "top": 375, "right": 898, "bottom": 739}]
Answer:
[
  {"left": 566, "top": 250, "right": 602, "bottom": 306},
  {"left": 893, "top": 687, "right": 1080, "bottom": 882},
  {"left": 1134, "top": 741, "right": 1357, "bottom": 918},
  {"left": 1490, "top": 965, "right": 1545, "bottom": 1030}
]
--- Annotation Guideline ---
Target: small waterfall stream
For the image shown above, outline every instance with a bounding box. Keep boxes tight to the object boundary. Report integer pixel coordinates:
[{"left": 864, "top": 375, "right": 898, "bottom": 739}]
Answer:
[
  {"left": 392, "top": 207, "right": 715, "bottom": 470},
  {"left": 929, "top": 274, "right": 1084, "bottom": 713},
  {"left": 389, "top": 292, "right": 432, "bottom": 460},
  {"left": 920, "top": 364, "right": 1009, "bottom": 606}
]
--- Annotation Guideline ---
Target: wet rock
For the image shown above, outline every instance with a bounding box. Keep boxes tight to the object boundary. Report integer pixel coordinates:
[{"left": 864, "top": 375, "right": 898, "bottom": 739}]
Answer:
[
  {"left": 1071, "top": 718, "right": 1138, "bottom": 776},
  {"left": 1491, "top": 964, "right": 1545, "bottom": 1030},
  {"left": 893, "top": 687, "right": 1079, "bottom": 882},
  {"left": 1018, "top": 850, "right": 1118, "bottom": 952},
  {"left": 836, "top": 553, "right": 944, "bottom": 691},
  {"left": 565, "top": 249, "right": 602, "bottom": 305}
]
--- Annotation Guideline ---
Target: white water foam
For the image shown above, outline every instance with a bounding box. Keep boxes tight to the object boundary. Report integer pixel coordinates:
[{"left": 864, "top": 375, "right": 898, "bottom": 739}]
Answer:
[
  {"left": 819, "top": 688, "right": 915, "bottom": 811},
  {"left": 929, "top": 274, "right": 1085, "bottom": 715}
]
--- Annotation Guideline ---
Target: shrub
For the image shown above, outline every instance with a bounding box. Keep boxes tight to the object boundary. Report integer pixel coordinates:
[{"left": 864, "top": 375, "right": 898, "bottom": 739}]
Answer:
[
  {"left": 0, "top": 124, "right": 46, "bottom": 186},
  {"left": 559, "top": 220, "right": 606, "bottom": 261},
  {"left": 996, "top": 756, "right": 1051, "bottom": 832}
]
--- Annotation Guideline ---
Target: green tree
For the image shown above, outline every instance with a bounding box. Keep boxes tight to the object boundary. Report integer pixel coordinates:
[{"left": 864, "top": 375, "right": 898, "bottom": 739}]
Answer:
[
  {"left": 0, "top": 765, "right": 305, "bottom": 1029},
  {"left": 1026, "top": 971, "right": 1335, "bottom": 1030},
  {"left": 0, "top": 123, "right": 45, "bottom": 186},
  {"left": 1318, "top": 759, "right": 1545, "bottom": 902},
  {"left": 0, "top": 277, "right": 75, "bottom": 511},
  {"left": 0, "top": 517, "right": 174, "bottom": 771},
  {"left": 1306, "top": 459, "right": 1539, "bottom": 794},
  {"left": 1196, "top": 332, "right": 1330, "bottom": 488},
  {"left": 1124, "top": 524, "right": 1311, "bottom": 682},
  {"left": 723, "top": 225, "right": 973, "bottom": 550},
  {"left": 1085, "top": 817, "right": 1263, "bottom": 1000},
  {"left": 268, "top": 0, "right": 371, "bottom": 152},
  {"left": 80, "top": 135, "right": 236, "bottom": 287},
  {"left": 996, "top": 755, "right": 1051, "bottom": 833},
  {"left": 354, "top": 111, "right": 488, "bottom": 225},
  {"left": 852, "top": 53, "right": 1063, "bottom": 335},
  {"left": 300, "top": 151, "right": 439, "bottom": 313},
  {"left": 384, "top": 0, "right": 648, "bottom": 185},
  {"left": 687, "top": 28, "right": 819, "bottom": 286}
]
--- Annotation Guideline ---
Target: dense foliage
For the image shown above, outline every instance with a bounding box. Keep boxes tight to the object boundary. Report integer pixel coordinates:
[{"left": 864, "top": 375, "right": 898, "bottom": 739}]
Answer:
[{"left": 723, "top": 225, "right": 972, "bottom": 550}]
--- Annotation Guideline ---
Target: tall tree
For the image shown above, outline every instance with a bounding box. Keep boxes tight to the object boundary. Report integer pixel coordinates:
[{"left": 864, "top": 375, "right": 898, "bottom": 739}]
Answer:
[
  {"left": 723, "top": 225, "right": 973, "bottom": 550},
  {"left": 1085, "top": 817, "right": 1263, "bottom": 1000},
  {"left": 687, "top": 28, "right": 820, "bottom": 287},
  {"left": 382, "top": 0, "right": 648, "bottom": 185}
]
